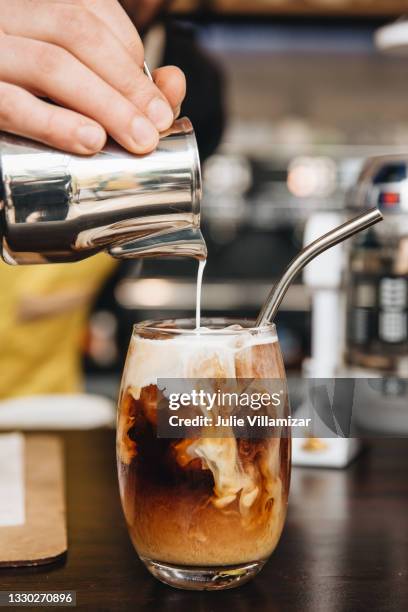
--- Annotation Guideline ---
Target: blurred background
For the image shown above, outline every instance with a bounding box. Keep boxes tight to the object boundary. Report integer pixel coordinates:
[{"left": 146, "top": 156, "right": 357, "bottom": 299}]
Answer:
[{"left": 82, "top": 0, "right": 408, "bottom": 399}]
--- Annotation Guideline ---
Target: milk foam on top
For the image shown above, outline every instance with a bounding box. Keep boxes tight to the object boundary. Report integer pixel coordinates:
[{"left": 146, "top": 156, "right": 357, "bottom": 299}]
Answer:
[{"left": 124, "top": 325, "right": 278, "bottom": 395}]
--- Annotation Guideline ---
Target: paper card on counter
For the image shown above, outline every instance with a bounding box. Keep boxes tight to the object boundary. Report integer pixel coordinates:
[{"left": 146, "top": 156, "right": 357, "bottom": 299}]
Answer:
[{"left": 0, "top": 432, "right": 25, "bottom": 526}]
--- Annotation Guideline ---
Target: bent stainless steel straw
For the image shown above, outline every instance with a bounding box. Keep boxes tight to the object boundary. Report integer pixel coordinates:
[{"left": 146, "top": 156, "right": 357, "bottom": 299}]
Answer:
[{"left": 256, "top": 208, "right": 383, "bottom": 327}]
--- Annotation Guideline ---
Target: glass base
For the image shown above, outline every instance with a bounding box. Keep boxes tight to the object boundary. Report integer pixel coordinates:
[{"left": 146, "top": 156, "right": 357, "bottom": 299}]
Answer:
[{"left": 141, "top": 557, "right": 265, "bottom": 590}]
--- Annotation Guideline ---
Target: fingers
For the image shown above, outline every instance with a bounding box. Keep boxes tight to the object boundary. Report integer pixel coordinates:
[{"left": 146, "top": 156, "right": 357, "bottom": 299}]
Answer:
[
  {"left": 153, "top": 66, "right": 186, "bottom": 116},
  {"left": 0, "top": 0, "right": 188, "bottom": 154},
  {"left": 0, "top": 0, "right": 174, "bottom": 133},
  {"left": 0, "top": 35, "right": 160, "bottom": 153},
  {"left": 0, "top": 81, "right": 107, "bottom": 154},
  {"left": 80, "top": 0, "right": 144, "bottom": 60}
]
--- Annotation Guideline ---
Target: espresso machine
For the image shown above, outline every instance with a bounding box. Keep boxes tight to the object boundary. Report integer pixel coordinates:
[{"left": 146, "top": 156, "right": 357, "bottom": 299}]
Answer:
[
  {"left": 346, "top": 157, "right": 408, "bottom": 374},
  {"left": 292, "top": 19, "right": 408, "bottom": 466},
  {"left": 343, "top": 156, "right": 408, "bottom": 437},
  {"left": 292, "top": 155, "right": 408, "bottom": 467}
]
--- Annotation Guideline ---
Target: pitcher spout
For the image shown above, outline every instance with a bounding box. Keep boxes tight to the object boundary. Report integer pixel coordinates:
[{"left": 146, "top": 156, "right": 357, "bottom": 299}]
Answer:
[{"left": 108, "top": 227, "right": 207, "bottom": 261}]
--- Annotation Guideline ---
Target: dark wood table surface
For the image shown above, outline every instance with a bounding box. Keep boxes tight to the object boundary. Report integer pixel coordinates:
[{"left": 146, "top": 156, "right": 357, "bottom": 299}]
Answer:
[{"left": 1, "top": 431, "right": 407, "bottom": 612}]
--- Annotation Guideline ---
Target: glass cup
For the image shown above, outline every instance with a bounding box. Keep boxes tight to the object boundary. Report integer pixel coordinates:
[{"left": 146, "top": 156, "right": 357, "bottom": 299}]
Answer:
[{"left": 116, "top": 318, "right": 291, "bottom": 590}]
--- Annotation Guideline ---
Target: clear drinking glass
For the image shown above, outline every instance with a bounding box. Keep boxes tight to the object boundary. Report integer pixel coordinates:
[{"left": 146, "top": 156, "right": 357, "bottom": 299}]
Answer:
[{"left": 116, "top": 318, "right": 291, "bottom": 590}]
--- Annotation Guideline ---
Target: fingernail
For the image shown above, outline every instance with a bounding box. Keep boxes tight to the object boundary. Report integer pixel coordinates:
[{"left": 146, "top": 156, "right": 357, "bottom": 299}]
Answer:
[
  {"left": 77, "top": 125, "right": 105, "bottom": 151},
  {"left": 131, "top": 116, "right": 158, "bottom": 150},
  {"left": 147, "top": 97, "right": 174, "bottom": 131}
]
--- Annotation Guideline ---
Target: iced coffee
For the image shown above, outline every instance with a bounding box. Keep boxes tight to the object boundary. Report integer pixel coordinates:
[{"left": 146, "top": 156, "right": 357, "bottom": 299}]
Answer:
[{"left": 117, "top": 319, "right": 291, "bottom": 590}]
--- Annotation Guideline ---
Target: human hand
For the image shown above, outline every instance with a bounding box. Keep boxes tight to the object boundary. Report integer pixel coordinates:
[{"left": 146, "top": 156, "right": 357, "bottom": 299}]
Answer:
[{"left": 0, "top": 0, "right": 186, "bottom": 154}]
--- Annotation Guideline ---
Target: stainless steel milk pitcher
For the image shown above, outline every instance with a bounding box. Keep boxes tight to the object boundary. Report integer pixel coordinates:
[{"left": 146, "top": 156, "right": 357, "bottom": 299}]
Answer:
[{"left": 0, "top": 117, "right": 206, "bottom": 264}]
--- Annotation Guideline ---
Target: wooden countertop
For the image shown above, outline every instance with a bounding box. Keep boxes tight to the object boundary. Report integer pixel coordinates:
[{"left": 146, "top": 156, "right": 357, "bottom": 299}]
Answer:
[{"left": 1, "top": 431, "right": 407, "bottom": 611}]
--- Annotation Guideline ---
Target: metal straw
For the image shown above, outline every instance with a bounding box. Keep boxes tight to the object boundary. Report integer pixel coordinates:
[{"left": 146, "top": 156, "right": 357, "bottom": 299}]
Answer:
[{"left": 256, "top": 208, "right": 383, "bottom": 327}]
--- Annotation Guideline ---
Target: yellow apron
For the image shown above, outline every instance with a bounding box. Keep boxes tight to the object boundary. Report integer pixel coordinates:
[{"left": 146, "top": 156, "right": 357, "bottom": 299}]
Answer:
[{"left": 0, "top": 254, "right": 116, "bottom": 399}]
